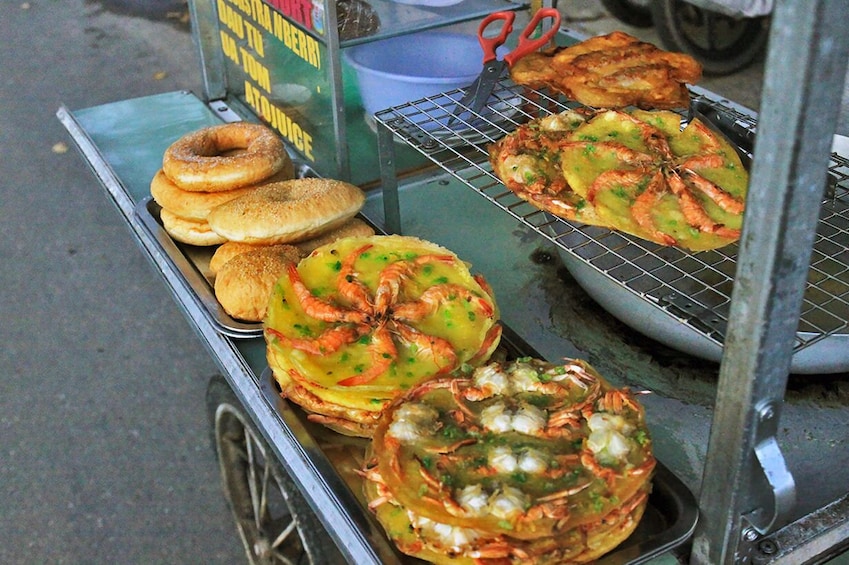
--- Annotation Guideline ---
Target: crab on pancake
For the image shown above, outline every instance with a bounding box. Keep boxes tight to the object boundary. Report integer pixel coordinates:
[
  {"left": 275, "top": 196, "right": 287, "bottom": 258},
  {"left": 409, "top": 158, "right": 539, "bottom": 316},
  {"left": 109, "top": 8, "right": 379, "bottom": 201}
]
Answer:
[
  {"left": 362, "top": 357, "right": 655, "bottom": 563},
  {"left": 264, "top": 235, "right": 502, "bottom": 438},
  {"left": 363, "top": 475, "right": 650, "bottom": 565},
  {"left": 370, "top": 359, "right": 655, "bottom": 538},
  {"left": 489, "top": 108, "right": 748, "bottom": 251}
]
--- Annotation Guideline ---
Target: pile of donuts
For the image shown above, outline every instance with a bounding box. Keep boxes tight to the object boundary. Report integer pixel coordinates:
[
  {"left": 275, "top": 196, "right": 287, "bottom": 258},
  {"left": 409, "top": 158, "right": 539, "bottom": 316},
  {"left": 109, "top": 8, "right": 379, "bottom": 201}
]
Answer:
[{"left": 151, "top": 122, "right": 373, "bottom": 322}]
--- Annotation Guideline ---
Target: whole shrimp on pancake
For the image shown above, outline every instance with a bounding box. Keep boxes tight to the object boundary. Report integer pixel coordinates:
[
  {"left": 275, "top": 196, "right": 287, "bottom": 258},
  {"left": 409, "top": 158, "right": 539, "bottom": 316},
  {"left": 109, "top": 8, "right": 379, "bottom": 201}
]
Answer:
[
  {"left": 489, "top": 108, "right": 749, "bottom": 251},
  {"left": 264, "top": 235, "right": 501, "bottom": 437}
]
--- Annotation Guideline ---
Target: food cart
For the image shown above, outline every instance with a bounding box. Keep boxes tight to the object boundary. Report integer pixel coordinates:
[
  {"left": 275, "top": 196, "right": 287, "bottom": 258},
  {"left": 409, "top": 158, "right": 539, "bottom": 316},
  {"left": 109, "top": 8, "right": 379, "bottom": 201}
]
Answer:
[{"left": 57, "top": 0, "right": 849, "bottom": 563}]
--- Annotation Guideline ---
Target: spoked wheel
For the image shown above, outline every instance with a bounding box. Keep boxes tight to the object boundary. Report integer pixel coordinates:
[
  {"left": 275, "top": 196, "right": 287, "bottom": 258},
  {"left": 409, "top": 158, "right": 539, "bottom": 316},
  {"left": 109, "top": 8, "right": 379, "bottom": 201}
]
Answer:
[
  {"left": 206, "top": 375, "right": 345, "bottom": 565},
  {"left": 651, "top": 0, "right": 770, "bottom": 75},
  {"left": 600, "top": 0, "right": 654, "bottom": 28}
]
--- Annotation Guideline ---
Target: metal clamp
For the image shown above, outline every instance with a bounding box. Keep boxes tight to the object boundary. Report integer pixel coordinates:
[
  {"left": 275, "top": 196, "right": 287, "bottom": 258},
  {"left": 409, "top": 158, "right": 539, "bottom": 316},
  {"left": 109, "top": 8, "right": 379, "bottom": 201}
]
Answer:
[{"left": 744, "top": 401, "right": 797, "bottom": 535}]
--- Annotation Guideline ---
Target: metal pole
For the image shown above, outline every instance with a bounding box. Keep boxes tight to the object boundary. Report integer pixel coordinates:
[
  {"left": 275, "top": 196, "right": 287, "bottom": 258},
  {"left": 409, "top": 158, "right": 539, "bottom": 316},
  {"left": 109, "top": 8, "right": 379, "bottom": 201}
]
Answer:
[
  {"left": 188, "top": 0, "right": 229, "bottom": 101},
  {"left": 690, "top": 1, "right": 849, "bottom": 563}
]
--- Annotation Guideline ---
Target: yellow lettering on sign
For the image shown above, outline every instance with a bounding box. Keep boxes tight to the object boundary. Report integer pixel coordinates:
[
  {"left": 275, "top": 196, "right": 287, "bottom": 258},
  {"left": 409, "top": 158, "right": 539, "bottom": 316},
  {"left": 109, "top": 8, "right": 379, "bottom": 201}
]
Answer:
[
  {"left": 243, "top": 20, "right": 265, "bottom": 57},
  {"left": 272, "top": 12, "right": 321, "bottom": 70},
  {"left": 239, "top": 47, "right": 271, "bottom": 91},
  {"left": 249, "top": 0, "right": 273, "bottom": 32},
  {"left": 227, "top": 0, "right": 252, "bottom": 16},
  {"left": 217, "top": 0, "right": 245, "bottom": 39},
  {"left": 245, "top": 81, "right": 314, "bottom": 160},
  {"left": 219, "top": 30, "right": 241, "bottom": 64}
]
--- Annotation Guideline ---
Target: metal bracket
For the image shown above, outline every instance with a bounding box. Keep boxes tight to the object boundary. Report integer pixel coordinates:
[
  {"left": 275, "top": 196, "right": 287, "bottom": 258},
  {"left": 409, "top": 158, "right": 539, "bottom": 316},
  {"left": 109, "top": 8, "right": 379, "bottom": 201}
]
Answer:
[
  {"left": 745, "top": 401, "right": 797, "bottom": 534},
  {"left": 206, "top": 99, "right": 243, "bottom": 123},
  {"left": 659, "top": 292, "right": 729, "bottom": 337},
  {"left": 735, "top": 401, "right": 796, "bottom": 563}
]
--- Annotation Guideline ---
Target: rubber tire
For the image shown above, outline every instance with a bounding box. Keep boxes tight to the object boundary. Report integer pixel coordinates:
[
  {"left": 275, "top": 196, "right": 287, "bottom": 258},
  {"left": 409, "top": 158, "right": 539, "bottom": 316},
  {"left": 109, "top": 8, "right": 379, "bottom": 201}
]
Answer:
[
  {"left": 600, "top": 0, "right": 654, "bottom": 28},
  {"left": 206, "top": 375, "right": 345, "bottom": 565},
  {"left": 651, "top": 0, "right": 770, "bottom": 76}
]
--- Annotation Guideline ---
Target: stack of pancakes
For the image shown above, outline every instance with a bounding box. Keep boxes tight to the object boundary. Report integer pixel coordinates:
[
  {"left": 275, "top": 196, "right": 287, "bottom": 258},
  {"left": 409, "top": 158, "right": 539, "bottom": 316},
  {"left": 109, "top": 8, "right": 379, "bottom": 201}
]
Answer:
[
  {"left": 362, "top": 358, "right": 656, "bottom": 564},
  {"left": 264, "top": 235, "right": 502, "bottom": 437}
]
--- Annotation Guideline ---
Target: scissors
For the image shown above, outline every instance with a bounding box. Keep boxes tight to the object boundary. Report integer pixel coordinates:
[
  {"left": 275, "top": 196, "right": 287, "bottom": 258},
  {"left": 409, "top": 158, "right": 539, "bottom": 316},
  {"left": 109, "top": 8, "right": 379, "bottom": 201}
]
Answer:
[{"left": 448, "top": 9, "right": 561, "bottom": 125}]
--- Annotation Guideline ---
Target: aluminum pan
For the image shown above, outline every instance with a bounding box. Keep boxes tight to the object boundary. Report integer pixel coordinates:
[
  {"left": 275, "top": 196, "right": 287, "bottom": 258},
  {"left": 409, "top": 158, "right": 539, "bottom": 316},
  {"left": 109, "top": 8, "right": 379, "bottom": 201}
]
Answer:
[
  {"left": 135, "top": 196, "right": 261, "bottom": 338},
  {"left": 373, "top": 84, "right": 849, "bottom": 374},
  {"left": 133, "top": 158, "right": 327, "bottom": 338},
  {"left": 549, "top": 134, "right": 849, "bottom": 375}
]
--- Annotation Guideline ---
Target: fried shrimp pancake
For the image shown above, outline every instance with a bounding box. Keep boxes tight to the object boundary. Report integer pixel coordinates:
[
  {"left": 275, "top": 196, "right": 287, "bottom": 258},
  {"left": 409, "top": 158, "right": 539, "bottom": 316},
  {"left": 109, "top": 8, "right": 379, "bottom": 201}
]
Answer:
[
  {"left": 488, "top": 108, "right": 748, "bottom": 250},
  {"left": 510, "top": 31, "right": 702, "bottom": 109},
  {"left": 264, "top": 235, "right": 501, "bottom": 438}
]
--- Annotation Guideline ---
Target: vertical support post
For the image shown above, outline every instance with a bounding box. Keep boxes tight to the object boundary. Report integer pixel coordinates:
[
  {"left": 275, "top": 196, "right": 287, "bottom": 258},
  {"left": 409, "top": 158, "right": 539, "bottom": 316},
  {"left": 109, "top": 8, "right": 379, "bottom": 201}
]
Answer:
[
  {"left": 690, "top": 1, "right": 849, "bottom": 564},
  {"left": 377, "top": 121, "right": 402, "bottom": 234},
  {"left": 322, "top": 3, "right": 351, "bottom": 181},
  {"left": 188, "top": 0, "right": 229, "bottom": 101}
]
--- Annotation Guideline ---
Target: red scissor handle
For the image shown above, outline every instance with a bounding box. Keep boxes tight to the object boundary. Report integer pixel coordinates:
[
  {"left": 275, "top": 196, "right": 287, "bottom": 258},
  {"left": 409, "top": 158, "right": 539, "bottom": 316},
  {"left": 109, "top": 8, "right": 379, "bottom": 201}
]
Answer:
[
  {"left": 476, "top": 11, "right": 516, "bottom": 65},
  {"left": 504, "top": 8, "right": 561, "bottom": 67}
]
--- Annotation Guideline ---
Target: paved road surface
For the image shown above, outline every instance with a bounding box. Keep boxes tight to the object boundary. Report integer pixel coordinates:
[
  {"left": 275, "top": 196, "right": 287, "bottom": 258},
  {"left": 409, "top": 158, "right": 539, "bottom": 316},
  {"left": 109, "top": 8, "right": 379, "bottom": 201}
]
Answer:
[{"left": 0, "top": 1, "right": 245, "bottom": 563}]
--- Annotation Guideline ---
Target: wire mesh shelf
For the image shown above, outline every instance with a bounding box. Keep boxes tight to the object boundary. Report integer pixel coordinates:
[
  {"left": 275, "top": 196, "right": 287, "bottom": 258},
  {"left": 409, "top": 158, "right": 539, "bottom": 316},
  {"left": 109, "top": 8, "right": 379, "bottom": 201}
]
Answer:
[{"left": 374, "top": 79, "right": 849, "bottom": 357}]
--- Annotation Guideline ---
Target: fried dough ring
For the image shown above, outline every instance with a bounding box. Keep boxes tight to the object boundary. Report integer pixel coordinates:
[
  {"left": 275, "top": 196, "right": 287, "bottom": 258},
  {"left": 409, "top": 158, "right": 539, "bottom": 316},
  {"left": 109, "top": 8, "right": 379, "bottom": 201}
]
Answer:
[
  {"left": 150, "top": 167, "right": 293, "bottom": 221},
  {"left": 159, "top": 208, "right": 227, "bottom": 246},
  {"left": 162, "top": 122, "right": 291, "bottom": 192}
]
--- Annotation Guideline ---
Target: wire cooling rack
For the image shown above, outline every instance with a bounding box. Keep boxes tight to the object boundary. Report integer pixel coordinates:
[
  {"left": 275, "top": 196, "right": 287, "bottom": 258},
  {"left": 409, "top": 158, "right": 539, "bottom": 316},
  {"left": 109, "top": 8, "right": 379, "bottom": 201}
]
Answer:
[{"left": 374, "top": 79, "right": 849, "bottom": 355}]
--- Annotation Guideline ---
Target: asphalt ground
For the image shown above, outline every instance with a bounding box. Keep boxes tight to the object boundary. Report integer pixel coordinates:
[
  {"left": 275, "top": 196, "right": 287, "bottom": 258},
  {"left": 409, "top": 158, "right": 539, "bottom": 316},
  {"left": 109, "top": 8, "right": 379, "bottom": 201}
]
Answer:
[
  {"left": 0, "top": 1, "right": 245, "bottom": 563},
  {"left": 0, "top": 1, "right": 841, "bottom": 564}
]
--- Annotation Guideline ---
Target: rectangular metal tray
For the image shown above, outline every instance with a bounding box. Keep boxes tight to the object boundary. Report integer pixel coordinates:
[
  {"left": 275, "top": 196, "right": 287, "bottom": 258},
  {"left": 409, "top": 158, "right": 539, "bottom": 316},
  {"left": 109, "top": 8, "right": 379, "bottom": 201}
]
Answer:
[
  {"left": 258, "top": 365, "right": 699, "bottom": 565},
  {"left": 133, "top": 155, "right": 341, "bottom": 338},
  {"left": 135, "top": 196, "right": 263, "bottom": 338}
]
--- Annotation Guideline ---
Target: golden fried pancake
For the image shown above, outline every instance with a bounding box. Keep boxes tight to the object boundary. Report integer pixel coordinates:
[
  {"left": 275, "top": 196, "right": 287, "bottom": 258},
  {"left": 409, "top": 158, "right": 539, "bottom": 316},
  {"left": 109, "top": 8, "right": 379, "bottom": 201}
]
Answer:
[
  {"left": 209, "top": 241, "right": 270, "bottom": 274},
  {"left": 362, "top": 358, "right": 655, "bottom": 563},
  {"left": 510, "top": 31, "right": 702, "bottom": 109}
]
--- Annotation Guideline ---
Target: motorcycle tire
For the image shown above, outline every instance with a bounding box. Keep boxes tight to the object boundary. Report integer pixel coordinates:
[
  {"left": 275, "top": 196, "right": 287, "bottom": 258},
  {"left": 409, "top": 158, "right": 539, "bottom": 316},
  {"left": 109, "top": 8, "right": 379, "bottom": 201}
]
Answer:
[
  {"left": 651, "top": 0, "right": 770, "bottom": 76},
  {"left": 600, "top": 0, "right": 654, "bottom": 28}
]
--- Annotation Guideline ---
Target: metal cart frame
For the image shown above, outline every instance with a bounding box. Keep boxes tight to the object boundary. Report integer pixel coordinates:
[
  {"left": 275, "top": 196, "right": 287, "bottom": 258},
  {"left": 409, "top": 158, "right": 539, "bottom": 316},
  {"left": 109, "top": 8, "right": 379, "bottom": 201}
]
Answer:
[{"left": 57, "top": 0, "right": 849, "bottom": 563}]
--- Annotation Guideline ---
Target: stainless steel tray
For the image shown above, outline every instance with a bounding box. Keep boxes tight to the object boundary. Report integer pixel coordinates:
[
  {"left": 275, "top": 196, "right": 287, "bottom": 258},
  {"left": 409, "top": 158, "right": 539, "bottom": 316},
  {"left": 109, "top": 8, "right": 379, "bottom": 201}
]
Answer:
[
  {"left": 373, "top": 82, "right": 849, "bottom": 374},
  {"left": 135, "top": 196, "right": 262, "bottom": 338},
  {"left": 134, "top": 158, "right": 330, "bottom": 338},
  {"left": 258, "top": 363, "right": 699, "bottom": 565}
]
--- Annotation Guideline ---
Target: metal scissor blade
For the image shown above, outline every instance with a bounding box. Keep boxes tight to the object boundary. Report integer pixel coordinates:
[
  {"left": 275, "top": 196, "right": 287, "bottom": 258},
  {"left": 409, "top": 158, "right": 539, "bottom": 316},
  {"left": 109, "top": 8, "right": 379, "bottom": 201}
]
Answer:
[{"left": 446, "top": 61, "right": 507, "bottom": 127}]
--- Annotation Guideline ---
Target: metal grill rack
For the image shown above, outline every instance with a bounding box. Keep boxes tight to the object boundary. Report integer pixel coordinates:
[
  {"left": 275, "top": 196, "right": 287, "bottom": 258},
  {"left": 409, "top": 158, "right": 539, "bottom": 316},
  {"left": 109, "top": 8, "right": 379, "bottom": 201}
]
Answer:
[{"left": 374, "top": 79, "right": 849, "bottom": 360}]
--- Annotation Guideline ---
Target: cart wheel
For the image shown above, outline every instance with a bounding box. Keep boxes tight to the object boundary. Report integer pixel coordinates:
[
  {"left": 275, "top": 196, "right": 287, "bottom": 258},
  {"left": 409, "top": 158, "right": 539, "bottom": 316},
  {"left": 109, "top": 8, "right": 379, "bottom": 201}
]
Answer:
[
  {"left": 651, "top": 0, "right": 770, "bottom": 76},
  {"left": 600, "top": 0, "right": 654, "bottom": 28},
  {"left": 206, "top": 375, "right": 345, "bottom": 565}
]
